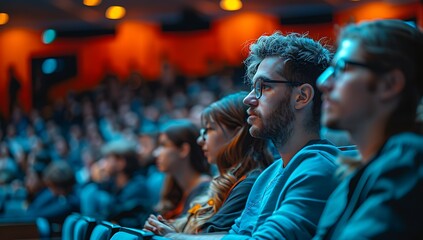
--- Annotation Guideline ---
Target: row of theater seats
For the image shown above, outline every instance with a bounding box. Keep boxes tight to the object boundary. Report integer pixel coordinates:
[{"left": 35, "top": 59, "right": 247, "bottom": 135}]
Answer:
[{"left": 62, "top": 213, "right": 169, "bottom": 240}]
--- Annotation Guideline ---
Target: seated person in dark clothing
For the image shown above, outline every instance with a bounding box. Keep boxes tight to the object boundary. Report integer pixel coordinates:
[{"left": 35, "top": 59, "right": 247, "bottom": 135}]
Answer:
[
  {"left": 151, "top": 120, "right": 211, "bottom": 220},
  {"left": 144, "top": 92, "right": 274, "bottom": 235},
  {"left": 80, "top": 139, "right": 152, "bottom": 227},
  {"left": 0, "top": 151, "right": 49, "bottom": 218},
  {"left": 314, "top": 19, "right": 423, "bottom": 239},
  {"left": 0, "top": 157, "right": 78, "bottom": 227},
  {"left": 28, "top": 160, "right": 80, "bottom": 225}
]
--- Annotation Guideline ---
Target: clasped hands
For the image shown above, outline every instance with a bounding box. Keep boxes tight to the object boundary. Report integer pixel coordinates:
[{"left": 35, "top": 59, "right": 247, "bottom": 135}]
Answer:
[{"left": 143, "top": 214, "right": 177, "bottom": 236}]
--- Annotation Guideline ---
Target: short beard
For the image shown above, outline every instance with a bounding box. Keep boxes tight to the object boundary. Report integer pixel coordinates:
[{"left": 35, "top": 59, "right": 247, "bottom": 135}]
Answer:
[{"left": 255, "top": 91, "right": 296, "bottom": 148}]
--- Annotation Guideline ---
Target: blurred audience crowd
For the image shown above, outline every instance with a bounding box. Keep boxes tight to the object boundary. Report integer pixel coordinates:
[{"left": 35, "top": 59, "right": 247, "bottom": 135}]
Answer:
[{"left": 0, "top": 65, "right": 246, "bottom": 229}]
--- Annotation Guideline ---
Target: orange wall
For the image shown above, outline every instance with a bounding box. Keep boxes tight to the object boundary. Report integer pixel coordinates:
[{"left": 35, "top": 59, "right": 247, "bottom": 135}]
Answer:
[
  {"left": 0, "top": 2, "right": 422, "bottom": 118},
  {"left": 0, "top": 28, "right": 44, "bottom": 116},
  {"left": 160, "top": 30, "right": 218, "bottom": 76},
  {"left": 334, "top": 1, "right": 421, "bottom": 26},
  {"left": 213, "top": 12, "right": 281, "bottom": 65}
]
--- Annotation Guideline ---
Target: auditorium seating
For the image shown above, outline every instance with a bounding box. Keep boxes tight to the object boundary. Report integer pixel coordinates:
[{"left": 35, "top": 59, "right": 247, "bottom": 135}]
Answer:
[
  {"left": 61, "top": 213, "right": 172, "bottom": 239},
  {"left": 62, "top": 213, "right": 81, "bottom": 240},
  {"left": 110, "top": 227, "right": 154, "bottom": 240},
  {"left": 89, "top": 221, "right": 120, "bottom": 240},
  {"left": 74, "top": 216, "right": 97, "bottom": 240}
]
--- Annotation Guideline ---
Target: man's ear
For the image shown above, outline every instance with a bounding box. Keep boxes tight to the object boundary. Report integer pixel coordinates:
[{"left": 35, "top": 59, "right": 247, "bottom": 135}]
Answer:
[
  {"left": 294, "top": 83, "right": 314, "bottom": 110},
  {"left": 379, "top": 69, "right": 405, "bottom": 100}
]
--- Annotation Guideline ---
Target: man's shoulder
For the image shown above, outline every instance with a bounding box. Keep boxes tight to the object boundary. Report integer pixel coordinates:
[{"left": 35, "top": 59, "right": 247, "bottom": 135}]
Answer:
[
  {"left": 259, "top": 159, "right": 283, "bottom": 174},
  {"left": 372, "top": 132, "right": 423, "bottom": 169},
  {"left": 385, "top": 132, "right": 423, "bottom": 150},
  {"left": 282, "top": 140, "right": 342, "bottom": 180},
  {"left": 293, "top": 140, "right": 340, "bottom": 165},
  {"left": 252, "top": 160, "right": 283, "bottom": 185}
]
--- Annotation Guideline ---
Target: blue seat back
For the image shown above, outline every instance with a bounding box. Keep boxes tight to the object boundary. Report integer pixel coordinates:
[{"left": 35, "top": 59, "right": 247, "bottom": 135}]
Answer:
[
  {"left": 73, "top": 216, "right": 96, "bottom": 240},
  {"left": 36, "top": 217, "right": 50, "bottom": 239},
  {"left": 62, "top": 213, "right": 80, "bottom": 240},
  {"left": 110, "top": 227, "right": 154, "bottom": 240},
  {"left": 89, "top": 221, "right": 120, "bottom": 240}
]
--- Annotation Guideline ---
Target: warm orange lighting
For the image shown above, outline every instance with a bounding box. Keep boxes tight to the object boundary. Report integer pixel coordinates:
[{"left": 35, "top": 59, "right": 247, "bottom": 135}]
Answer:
[
  {"left": 0, "top": 13, "right": 9, "bottom": 25},
  {"left": 83, "top": 0, "right": 102, "bottom": 7},
  {"left": 105, "top": 6, "right": 126, "bottom": 20},
  {"left": 220, "top": 0, "right": 243, "bottom": 11}
]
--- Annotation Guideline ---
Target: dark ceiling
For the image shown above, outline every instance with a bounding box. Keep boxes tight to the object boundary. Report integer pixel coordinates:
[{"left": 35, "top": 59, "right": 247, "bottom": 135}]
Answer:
[{"left": 0, "top": 0, "right": 418, "bottom": 30}]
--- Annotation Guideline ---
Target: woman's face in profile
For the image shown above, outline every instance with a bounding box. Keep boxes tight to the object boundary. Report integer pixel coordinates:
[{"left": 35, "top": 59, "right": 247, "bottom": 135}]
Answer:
[
  {"left": 198, "top": 121, "right": 235, "bottom": 165},
  {"left": 154, "top": 133, "right": 181, "bottom": 173}
]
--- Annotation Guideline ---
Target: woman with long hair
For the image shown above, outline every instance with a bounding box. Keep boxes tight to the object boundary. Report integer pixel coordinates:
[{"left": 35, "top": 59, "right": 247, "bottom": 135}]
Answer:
[
  {"left": 144, "top": 91, "right": 274, "bottom": 235},
  {"left": 153, "top": 119, "right": 211, "bottom": 220}
]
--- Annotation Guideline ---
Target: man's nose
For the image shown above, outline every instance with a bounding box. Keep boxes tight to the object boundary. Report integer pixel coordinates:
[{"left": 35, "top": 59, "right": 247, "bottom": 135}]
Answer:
[
  {"left": 243, "top": 89, "right": 258, "bottom": 106},
  {"left": 317, "top": 67, "right": 335, "bottom": 92}
]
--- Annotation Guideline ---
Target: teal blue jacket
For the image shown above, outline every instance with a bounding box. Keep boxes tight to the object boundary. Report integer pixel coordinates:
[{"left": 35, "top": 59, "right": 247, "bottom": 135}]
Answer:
[
  {"left": 314, "top": 132, "right": 423, "bottom": 239},
  {"left": 223, "top": 139, "right": 340, "bottom": 240}
]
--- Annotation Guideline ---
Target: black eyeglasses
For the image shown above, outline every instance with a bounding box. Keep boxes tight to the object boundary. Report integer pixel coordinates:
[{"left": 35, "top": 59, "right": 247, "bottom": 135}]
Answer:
[
  {"left": 333, "top": 59, "right": 385, "bottom": 78},
  {"left": 336, "top": 59, "right": 385, "bottom": 77},
  {"left": 252, "top": 78, "right": 303, "bottom": 99},
  {"left": 317, "top": 59, "right": 386, "bottom": 86},
  {"left": 199, "top": 127, "right": 210, "bottom": 141}
]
